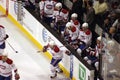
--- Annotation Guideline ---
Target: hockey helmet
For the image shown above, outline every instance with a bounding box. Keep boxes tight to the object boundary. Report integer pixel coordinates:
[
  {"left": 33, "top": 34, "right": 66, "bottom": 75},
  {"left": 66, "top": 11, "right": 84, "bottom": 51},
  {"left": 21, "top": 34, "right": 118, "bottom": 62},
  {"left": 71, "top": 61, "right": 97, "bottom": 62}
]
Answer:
[
  {"left": 87, "top": 60, "right": 92, "bottom": 65},
  {"left": 55, "top": 2, "right": 62, "bottom": 10},
  {"left": 94, "top": 61, "right": 99, "bottom": 68},
  {"left": 82, "top": 22, "right": 89, "bottom": 28},
  {"left": 49, "top": 41, "right": 55, "bottom": 47},
  {"left": 97, "top": 36, "right": 102, "bottom": 41},
  {"left": 66, "top": 22, "right": 72, "bottom": 28},
  {"left": 71, "top": 13, "right": 78, "bottom": 18},
  {"left": 76, "top": 48, "right": 82, "bottom": 56},
  {"left": 83, "top": 56, "right": 88, "bottom": 61},
  {"left": 2, "top": 52, "right": 8, "bottom": 56}
]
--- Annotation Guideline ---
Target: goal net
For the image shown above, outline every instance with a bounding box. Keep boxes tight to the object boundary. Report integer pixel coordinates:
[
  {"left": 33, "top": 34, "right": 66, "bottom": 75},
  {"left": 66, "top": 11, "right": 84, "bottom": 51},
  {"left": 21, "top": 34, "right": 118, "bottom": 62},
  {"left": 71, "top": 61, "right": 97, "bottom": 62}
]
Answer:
[{"left": 0, "top": 0, "right": 9, "bottom": 17}]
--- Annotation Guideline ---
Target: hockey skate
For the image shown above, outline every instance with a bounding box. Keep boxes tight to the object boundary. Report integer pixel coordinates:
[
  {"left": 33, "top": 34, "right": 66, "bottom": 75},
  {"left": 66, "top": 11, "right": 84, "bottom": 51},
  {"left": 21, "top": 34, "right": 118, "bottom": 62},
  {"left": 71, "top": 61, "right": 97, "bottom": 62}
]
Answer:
[
  {"left": 56, "top": 68, "right": 63, "bottom": 73},
  {"left": 50, "top": 73, "right": 57, "bottom": 78}
]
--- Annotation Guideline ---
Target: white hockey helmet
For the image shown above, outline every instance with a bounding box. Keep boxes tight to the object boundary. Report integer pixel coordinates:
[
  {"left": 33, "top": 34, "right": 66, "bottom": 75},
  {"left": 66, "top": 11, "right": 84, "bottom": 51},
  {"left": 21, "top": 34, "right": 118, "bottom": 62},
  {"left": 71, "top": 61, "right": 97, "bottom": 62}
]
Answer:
[
  {"left": 83, "top": 56, "right": 88, "bottom": 61},
  {"left": 66, "top": 22, "right": 72, "bottom": 28},
  {"left": 71, "top": 13, "right": 78, "bottom": 18},
  {"left": 2, "top": 52, "right": 8, "bottom": 56},
  {"left": 55, "top": 2, "right": 62, "bottom": 10},
  {"left": 82, "top": 22, "right": 89, "bottom": 28},
  {"left": 76, "top": 48, "right": 82, "bottom": 56},
  {"left": 97, "top": 36, "right": 102, "bottom": 41},
  {"left": 94, "top": 61, "right": 99, "bottom": 68},
  {"left": 87, "top": 60, "right": 92, "bottom": 65},
  {"left": 49, "top": 41, "right": 55, "bottom": 47}
]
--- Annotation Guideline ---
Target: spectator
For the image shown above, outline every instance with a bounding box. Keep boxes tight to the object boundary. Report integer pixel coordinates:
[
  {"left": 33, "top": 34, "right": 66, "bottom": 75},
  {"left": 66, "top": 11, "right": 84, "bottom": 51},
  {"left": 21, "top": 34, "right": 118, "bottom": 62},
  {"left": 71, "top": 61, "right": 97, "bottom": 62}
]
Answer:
[
  {"left": 93, "top": 0, "right": 108, "bottom": 26},
  {"left": 103, "top": 17, "right": 112, "bottom": 33},
  {"left": 106, "top": 1, "right": 120, "bottom": 24},
  {"left": 109, "top": 17, "right": 120, "bottom": 43},
  {"left": 69, "top": 0, "right": 84, "bottom": 24},
  {"left": 85, "top": 0, "right": 95, "bottom": 31}
]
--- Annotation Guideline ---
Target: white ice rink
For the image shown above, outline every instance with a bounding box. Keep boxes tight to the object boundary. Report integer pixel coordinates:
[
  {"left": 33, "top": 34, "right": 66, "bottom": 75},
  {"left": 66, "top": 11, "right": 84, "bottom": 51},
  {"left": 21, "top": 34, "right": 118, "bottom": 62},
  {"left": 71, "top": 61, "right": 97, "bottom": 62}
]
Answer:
[{"left": 0, "top": 17, "right": 68, "bottom": 80}]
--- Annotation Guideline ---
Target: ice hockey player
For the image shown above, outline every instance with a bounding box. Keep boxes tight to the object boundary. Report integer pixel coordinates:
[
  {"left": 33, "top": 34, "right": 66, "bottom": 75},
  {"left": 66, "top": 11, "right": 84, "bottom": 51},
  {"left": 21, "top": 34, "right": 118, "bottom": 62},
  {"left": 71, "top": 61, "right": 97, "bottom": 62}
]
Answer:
[
  {"left": 39, "top": 0, "right": 57, "bottom": 25},
  {"left": 0, "top": 52, "right": 20, "bottom": 80},
  {"left": 82, "top": 36, "right": 107, "bottom": 68},
  {"left": 0, "top": 25, "right": 9, "bottom": 55},
  {"left": 77, "top": 22, "right": 92, "bottom": 48},
  {"left": 42, "top": 40, "right": 70, "bottom": 78},
  {"left": 63, "top": 22, "right": 79, "bottom": 47},
  {"left": 51, "top": 2, "right": 69, "bottom": 34},
  {"left": 70, "top": 13, "right": 81, "bottom": 29}
]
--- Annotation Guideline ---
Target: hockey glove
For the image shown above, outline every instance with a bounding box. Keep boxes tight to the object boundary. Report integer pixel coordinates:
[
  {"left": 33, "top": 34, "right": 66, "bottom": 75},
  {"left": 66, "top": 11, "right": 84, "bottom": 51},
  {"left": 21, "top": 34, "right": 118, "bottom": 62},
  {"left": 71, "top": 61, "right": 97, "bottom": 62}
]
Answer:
[
  {"left": 15, "top": 73, "right": 20, "bottom": 80},
  {"left": 4, "top": 34, "right": 9, "bottom": 40},
  {"left": 65, "top": 50, "right": 71, "bottom": 55},
  {"left": 42, "top": 46, "right": 48, "bottom": 52}
]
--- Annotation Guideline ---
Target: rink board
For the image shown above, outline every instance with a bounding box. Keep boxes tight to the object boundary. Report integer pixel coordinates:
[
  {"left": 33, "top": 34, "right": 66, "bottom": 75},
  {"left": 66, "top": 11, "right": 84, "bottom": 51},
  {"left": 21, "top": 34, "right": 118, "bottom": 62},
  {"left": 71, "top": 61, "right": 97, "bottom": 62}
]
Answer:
[{"left": 0, "top": 1, "right": 94, "bottom": 80}]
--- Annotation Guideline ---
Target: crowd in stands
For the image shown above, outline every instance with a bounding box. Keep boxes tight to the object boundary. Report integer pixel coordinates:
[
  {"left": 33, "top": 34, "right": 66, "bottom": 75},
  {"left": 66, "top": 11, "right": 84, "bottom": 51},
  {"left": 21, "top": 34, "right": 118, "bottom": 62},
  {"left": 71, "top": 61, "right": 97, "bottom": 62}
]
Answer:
[{"left": 22, "top": 0, "right": 120, "bottom": 80}]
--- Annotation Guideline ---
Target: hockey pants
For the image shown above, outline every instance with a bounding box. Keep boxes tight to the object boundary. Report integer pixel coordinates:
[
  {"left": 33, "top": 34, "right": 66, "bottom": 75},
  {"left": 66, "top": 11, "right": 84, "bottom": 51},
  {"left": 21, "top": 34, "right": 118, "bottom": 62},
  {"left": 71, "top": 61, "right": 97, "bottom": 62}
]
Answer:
[{"left": 50, "top": 58, "right": 62, "bottom": 76}]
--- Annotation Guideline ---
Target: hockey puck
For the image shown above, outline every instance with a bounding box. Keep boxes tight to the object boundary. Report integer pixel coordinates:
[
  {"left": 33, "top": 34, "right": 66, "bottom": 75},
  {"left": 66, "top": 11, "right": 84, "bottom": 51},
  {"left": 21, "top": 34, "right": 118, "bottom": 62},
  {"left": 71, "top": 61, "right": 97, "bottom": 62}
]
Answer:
[{"left": 16, "top": 51, "right": 18, "bottom": 53}]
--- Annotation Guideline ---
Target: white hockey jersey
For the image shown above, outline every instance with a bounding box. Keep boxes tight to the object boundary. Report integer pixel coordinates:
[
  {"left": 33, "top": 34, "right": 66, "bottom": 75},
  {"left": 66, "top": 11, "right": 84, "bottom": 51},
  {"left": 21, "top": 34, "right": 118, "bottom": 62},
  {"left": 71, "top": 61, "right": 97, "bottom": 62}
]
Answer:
[
  {"left": 53, "top": 8, "right": 68, "bottom": 23},
  {"left": 0, "top": 56, "right": 17, "bottom": 77},
  {"left": 78, "top": 29, "right": 92, "bottom": 45},
  {"left": 0, "top": 25, "right": 6, "bottom": 45},
  {"left": 69, "top": 26, "right": 79, "bottom": 41},
  {"left": 70, "top": 20, "right": 80, "bottom": 29},
  {"left": 46, "top": 44, "right": 68, "bottom": 59},
  {"left": 39, "top": 0, "right": 57, "bottom": 17}
]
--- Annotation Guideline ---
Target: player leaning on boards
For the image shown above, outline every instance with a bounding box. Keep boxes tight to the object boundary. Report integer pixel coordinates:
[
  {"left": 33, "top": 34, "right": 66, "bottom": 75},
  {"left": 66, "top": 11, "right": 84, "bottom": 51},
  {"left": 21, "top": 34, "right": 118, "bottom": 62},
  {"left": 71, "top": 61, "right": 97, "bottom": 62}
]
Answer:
[
  {"left": 42, "top": 40, "right": 70, "bottom": 78},
  {"left": 0, "top": 52, "right": 20, "bottom": 80}
]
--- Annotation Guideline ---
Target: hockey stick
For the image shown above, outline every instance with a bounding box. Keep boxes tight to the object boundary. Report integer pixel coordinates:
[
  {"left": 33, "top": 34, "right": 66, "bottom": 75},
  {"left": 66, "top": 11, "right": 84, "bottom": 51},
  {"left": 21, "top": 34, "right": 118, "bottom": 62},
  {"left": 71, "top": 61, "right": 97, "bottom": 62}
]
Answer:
[
  {"left": 37, "top": 50, "right": 43, "bottom": 53},
  {"left": 37, "top": 48, "right": 50, "bottom": 53},
  {"left": 7, "top": 41, "right": 18, "bottom": 53},
  {"left": 37, "top": 46, "right": 65, "bottom": 53}
]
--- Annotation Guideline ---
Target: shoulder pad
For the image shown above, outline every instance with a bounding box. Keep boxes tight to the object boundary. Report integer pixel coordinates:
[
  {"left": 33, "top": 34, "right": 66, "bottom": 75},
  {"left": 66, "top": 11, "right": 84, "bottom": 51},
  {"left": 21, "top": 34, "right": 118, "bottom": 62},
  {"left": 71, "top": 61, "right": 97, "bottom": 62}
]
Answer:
[
  {"left": 0, "top": 56, "right": 2, "bottom": 60},
  {"left": 61, "top": 9, "right": 68, "bottom": 14},
  {"left": 53, "top": 45, "right": 60, "bottom": 52},
  {"left": 0, "top": 25, "right": 4, "bottom": 28},
  {"left": 54, "top": 8, "right": 58, "bottom": 11},
  {"left": 71, "top": 27, "right": 76, "bottom": 32},
  {"left": 74, "top": 20, "right": 79, "bottom": 25},
  {"left": 6, "top": 58, "right": 13, "bottom": 64},
  {"left": 85, "top": 30, "right": 91, "bottom": 35}
]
